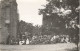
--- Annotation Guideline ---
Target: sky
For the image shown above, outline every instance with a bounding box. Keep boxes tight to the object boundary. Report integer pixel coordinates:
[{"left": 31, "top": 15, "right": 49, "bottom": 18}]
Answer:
[{"left": 17, "top": 0, "right": 46, "bottom": 26}]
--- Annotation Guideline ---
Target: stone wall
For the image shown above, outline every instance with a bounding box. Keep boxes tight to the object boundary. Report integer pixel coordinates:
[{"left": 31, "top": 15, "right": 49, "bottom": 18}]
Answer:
[{"left": 0, "top": 0, "right": 19, "bottom": 44}]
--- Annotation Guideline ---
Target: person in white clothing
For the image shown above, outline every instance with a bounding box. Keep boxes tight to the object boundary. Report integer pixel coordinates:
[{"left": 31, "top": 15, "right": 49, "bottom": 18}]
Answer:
[{"left": 26, "top": 38, "right": 29, "bottom": 45}]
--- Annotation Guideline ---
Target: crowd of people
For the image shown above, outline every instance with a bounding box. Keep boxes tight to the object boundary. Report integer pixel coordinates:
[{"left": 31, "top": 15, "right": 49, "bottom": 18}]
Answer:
[
  {"left": 8, "top": 34, "right": 72, "bottom": 45},
  {"left": 30, "top": 35, "right": 70, "bottom": 44}
]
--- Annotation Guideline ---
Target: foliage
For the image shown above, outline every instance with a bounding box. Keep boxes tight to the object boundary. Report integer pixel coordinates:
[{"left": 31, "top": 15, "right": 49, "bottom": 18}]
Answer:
[
  {"left": 18, "top": 20, "right": 34, "bottom": 38},
  {"left": 39, "top": 0, "right": 79, "bottom": 43},
  {"left": 33, "top": 25, "right": 42, "bottom": 36}
]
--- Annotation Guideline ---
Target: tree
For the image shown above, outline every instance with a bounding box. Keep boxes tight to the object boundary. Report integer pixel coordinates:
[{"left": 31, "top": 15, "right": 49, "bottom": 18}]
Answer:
[
  {"left": 33, "top": 25, "right": 42, "bottom": 36},
  {"left": 18, "top": 20, "right": 34, "bottom": 39},
  {"left": 39, "top": 0, "right": 79, "bottom": 50}
]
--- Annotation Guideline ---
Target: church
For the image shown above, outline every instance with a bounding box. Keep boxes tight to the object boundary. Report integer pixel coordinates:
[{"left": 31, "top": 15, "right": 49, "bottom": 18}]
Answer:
[{"left": 0, "top": 0, "right": 19, "bottom": 44}]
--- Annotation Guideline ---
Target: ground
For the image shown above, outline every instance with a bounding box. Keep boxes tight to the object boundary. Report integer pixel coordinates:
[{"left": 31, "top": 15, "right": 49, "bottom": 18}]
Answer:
[{"left": 0, "top": 43, "right": 78, "bottom": 51}]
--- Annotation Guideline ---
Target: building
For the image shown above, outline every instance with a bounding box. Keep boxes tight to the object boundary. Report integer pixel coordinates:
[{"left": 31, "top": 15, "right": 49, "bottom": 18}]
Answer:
[{"left": 0, "top": 0, "right": 19, "bottom": 44}]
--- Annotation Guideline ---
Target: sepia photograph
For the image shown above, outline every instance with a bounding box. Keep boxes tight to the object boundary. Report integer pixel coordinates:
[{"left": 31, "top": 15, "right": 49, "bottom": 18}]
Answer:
[{"left": 0, "top": 0, "right": 80, "bottom": 51}]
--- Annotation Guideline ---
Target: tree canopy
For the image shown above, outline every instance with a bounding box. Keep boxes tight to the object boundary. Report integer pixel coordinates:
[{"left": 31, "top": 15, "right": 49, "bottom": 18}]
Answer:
[{"left": 39, "top": 0, "right": 79, "bottom": 36}]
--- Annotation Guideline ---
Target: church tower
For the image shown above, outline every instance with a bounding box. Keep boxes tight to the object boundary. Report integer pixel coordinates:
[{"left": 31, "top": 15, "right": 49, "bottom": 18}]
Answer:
[{"left": 0, "top": 0, "right": 19, "bottom": 44}]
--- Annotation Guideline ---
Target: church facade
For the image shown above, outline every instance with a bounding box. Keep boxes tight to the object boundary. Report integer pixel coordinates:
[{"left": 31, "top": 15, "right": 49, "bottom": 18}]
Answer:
[{"left": 0, "top": 0, "right": 19, "bottom": 44}]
